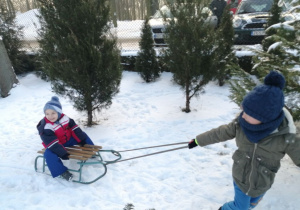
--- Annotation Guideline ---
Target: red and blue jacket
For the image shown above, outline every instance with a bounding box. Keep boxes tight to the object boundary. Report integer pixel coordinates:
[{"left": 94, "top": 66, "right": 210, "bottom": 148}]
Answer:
[{"left": 36, "top": 114, "right": 87, "bottom": 158}]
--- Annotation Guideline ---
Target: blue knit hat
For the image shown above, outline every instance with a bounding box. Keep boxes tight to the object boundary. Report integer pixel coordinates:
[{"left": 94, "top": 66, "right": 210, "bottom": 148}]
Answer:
[
  {"left": 242, "top": 71, "right": 285, "bottom": 123},
  {"left": 43, "top": 96, "right": 62, "bottom": 118}
]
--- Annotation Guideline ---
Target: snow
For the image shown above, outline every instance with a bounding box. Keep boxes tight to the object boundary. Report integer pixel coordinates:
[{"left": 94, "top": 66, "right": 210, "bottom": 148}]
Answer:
[
  {"left": 293, "top": 65, "right": 300, "bottom": 71},
  {"left": 268, "top": 41, "right": 282, "bottom": 53},
  {"left": 0, "top": 72, "right": 299, "bottom": 210},
  {"left": 113, "top": 20, "right": 144, "bottom": 39},
  {"left": 2, "top": 6, "right": 299, "bottom": 210},
  {"left": 269, "top": 22, "right": 295, "bottom": 31},
  {"left": 15, "top": 9, "right": 40, "bottom": 41}
]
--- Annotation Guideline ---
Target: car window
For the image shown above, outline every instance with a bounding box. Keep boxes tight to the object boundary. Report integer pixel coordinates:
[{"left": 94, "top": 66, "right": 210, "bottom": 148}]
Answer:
[
  {"left": 251, "top": 4, "right": 270, "bottom": 12},
  {"left": 237, "top": 0, "right": 273, "bottom": 14}
]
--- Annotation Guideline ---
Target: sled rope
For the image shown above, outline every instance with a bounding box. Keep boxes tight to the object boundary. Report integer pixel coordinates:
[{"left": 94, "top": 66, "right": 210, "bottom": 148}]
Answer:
[
  {"left": 114, "top": 142, "right": 189, "bottom": 163},
  {"left": 117, "top": 142, "right": 189, "bottom": 152}
]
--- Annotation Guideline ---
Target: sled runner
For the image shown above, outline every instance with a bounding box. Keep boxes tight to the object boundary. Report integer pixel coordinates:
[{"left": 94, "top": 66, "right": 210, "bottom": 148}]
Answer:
[{"left": 34, "top": 144, "right": 121, "bottom": 184}]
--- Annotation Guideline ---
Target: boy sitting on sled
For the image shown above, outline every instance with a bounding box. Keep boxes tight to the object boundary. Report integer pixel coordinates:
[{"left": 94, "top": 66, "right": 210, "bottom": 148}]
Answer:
[{"left": 37, "top": 96, "right": 94, "bottom": 181}]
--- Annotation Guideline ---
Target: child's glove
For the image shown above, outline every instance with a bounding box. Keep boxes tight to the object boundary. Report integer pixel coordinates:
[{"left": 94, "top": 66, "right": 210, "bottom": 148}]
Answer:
[
  {"left": 61, "top": 153, "right": 70, "bottom": 160},
  {"left": 188, "top": 139, "right": 198, "bottom": 149},
  {"left": 80, "top": 139, "right": 86, "bottom": 147}
]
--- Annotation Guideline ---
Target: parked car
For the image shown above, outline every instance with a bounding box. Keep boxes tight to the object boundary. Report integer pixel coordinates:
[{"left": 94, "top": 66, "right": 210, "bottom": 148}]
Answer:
[
  {"left": 233, "top": 0, "right": 296, "bottom": 45},
  {"left": 149, "top": 5, "right": 218, "bottom": 47}
]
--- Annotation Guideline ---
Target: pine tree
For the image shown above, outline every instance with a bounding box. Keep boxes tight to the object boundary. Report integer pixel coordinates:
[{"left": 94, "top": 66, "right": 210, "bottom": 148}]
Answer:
[
  {"left": 123, "top": 203, "right": 134, "bottom": 210},
  {"left": 263, "top": 0, "right": 288, "bottom": 51},
  {"left": 229, "top": 68, "right": 257, "bottom": 105},
  {"left": 229, "top": 19, "right": 300, "bottom": 120},
  {"left": 254, "top": 19, "right": 300, "bottom": 120},
  {"left": 267, "top": 0, "right": 282, "bottom": 28},
  {"left": 212, "top": 4, "right": 237, "bottom": 86},
  {"left": 135, "top": 17, "right": 160, "bottom": 82},
  {"left": 37, "top": 0, "right": 122, "bottom": 126},
  {"left": 162, "top": 0, "right": 217, "bottom": 113}
]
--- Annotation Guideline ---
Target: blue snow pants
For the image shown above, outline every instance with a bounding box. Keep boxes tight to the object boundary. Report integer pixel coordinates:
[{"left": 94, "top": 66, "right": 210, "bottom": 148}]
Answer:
[
  {"left": 221, "top": 182, "right": 265, "bottom": 210},
  {"left": 44, "top": 135, "right": 94, "bottom": 178}
]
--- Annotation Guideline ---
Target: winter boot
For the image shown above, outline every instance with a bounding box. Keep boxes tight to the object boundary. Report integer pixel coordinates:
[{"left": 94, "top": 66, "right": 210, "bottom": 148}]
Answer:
[{"left": 61, "top": 170, "right": 73, "bottom": 181}]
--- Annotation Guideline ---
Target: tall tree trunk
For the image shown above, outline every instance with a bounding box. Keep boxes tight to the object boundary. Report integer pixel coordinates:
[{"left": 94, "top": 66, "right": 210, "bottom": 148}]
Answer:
[
  {"left": 141, "top": 0, "right": 144, "bottom": 19},
  {"left": 111, "top": 0, "right": 118, "bottom": 27},
  {"left": 146, "top": 0, "right": 151, "bottom": 17},
  {"left": 0, "top": 39, "right": 19, "bottom": 97},
  {"left": 132, "top": 0, "right": 136, "bottom": 20},
  {"left": 86, "top": 97, "right": 93, "bottom": 126},
  {"left": 26, "top": 0, "right": 30, "bottom": 11},
  {"left": 151, "top": 0, "right": 159, "bottom": 16},
  {"left": 87, "top": 108, "right": 93, "bottom": 127},
  {"left": 32, "top": 0, "right": 39, "bottom": 9},
  {"left": 126, "top": 0, "right": 129, "bottom": 19},
  {"left": 116, "top": 0, "right": 122, "bottom": 20},
  {"left": 6, "top": 0, "right": 15, "bottom": 18},
  {"left": 184, "top": 81, "right": 191, "bottom": 113}
]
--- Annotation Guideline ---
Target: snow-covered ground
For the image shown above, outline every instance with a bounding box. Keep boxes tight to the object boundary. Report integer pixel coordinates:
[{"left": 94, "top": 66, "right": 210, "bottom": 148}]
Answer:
[{"left": 0, "top": 72, "right": 299, "bottom": 210}]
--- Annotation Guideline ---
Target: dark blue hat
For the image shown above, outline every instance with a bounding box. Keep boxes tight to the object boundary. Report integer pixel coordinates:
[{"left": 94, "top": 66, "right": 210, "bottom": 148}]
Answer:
[
  {"left": 242, "top": 71, "right": 285, "bottom": 123},
  {"left": 43, "top": 96, "right": 62, "bottom": 117}
]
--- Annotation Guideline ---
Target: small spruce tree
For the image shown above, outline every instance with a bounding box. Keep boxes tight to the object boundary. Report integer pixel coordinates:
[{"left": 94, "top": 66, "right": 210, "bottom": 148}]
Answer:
[
  {"left": 135, "top": 17, "right": 160, "bottom": 82},
  {"left": 163, "top": 0, "right": 217, "bottom": 112},
  {"left": 229, "top": 68, "right": 257, "bottom": 105},
  {"left": 262, "top": 0, "right": 284, "bottom": 51},
  {"left": 123, "top": 203, "right": 134, "bottom": 210},
  {"left": 267, "top": 0, "right": 282, "bottom": 28},
  {"left": 212, "top": 4, "right": 237, "bottom": 86},
  {"left": 37, "top": 0, "right": 122, "bottom": 126}
]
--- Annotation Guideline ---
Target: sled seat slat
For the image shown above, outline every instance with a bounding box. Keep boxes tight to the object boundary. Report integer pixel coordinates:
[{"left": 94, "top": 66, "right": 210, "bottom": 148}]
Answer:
[{"left": 37, "top": 144, "right": 103, "bottom": 161}]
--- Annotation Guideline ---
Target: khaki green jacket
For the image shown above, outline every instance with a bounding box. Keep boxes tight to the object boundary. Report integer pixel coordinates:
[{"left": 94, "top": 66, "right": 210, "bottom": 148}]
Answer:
[{"left": 196, "top": 108, "right": 300, "bottom": 197}]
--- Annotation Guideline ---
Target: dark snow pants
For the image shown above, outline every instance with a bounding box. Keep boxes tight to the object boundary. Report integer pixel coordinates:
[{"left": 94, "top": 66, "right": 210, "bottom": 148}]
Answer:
[{"left": 44, "top": 135, "right": 94, "bottom": 178}]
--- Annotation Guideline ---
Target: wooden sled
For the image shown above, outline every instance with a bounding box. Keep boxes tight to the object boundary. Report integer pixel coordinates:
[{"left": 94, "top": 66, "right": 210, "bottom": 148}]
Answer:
[{"left": 34, "top": 144, "right": 121, "bottom": 184}]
